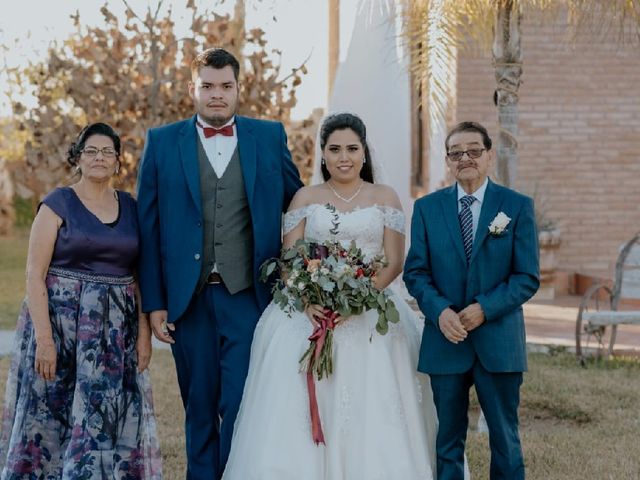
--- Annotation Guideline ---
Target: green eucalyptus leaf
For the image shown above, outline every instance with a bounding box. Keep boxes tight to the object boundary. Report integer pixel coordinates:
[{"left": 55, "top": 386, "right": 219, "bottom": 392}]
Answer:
[
  {"left": 283, "top": 248, "right": 298, "bottom": 260},
  {"left": 386, "top": 303, "right": 400, "bottom": 324}
]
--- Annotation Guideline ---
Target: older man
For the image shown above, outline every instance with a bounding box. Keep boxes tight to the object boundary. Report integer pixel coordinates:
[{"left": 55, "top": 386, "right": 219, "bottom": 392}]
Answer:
[{"left": 404, "top": 121, "right": 539, "bottom": 480}]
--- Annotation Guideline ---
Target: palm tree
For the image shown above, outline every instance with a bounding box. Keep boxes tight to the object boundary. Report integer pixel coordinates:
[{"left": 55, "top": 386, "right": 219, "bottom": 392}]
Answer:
[{"left": 403, "top": 0, "right": 640, "bottom": 187}]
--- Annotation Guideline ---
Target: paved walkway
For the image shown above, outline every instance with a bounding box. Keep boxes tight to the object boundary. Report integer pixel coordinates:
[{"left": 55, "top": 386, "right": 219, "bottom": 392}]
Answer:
[
  {"left": 525, "top": 294, "right": 640, "bottom": 355},
  {"left": 1, "top": 295, "right": 638, "bottom": 357},
  {"left": 0, "top": 332, "right": 170, "bottom": 356}
]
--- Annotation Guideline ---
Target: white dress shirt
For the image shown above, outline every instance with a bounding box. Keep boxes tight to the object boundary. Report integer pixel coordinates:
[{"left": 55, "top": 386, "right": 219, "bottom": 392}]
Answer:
[
  {"left": 196, "top": 115, "right": 238, "bottom": 178},
  {"left": 456, "top": 178, "right": 488, "bottom": 240},
  {"left": 196, "top": 115, "right": 238, "bottom": 274}
]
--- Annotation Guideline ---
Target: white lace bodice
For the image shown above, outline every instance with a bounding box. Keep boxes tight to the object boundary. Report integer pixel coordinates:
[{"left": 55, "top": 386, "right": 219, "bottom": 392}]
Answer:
[{"left": 283, "top": 203, "right": 405, "bottom": 260}]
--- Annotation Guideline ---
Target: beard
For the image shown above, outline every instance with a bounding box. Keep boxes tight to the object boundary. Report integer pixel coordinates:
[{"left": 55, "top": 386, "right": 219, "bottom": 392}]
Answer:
[{"left": 197, "top": 99, "right": 238, "bottom": 128}]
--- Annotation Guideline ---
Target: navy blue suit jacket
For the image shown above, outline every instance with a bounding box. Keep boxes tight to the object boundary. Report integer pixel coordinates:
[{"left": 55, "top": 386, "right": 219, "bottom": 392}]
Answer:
[
  {"left": 136, "top": 115, "right": 303, "bottom": 322},
  {"left": 403, "top": 179, "right": 540, "bottom": 374}
]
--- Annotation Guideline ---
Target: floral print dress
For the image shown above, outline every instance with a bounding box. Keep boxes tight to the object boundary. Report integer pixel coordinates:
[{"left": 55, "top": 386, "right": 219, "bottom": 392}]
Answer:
[{"left": 0, "top": 188, "right": 162, "bottom": 479}]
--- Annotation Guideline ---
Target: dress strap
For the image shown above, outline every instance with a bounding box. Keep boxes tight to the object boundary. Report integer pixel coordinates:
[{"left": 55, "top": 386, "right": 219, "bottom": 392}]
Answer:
[{"left": 379, "top": 206, "right": 405, "bottom": 234}]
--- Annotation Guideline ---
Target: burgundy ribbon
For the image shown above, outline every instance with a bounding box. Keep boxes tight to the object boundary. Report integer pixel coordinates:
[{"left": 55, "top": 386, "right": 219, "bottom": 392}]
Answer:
[{"left": 306, "top": 309, "right": 338, "bottom": 445}]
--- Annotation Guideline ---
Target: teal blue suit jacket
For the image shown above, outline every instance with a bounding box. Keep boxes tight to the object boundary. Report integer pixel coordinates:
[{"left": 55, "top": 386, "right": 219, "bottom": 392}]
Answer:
[
  {"left": 403, "top": 179, "right": 539, "bottom": 374},
  {"left": 136, "top": 115, "right": 303, "bottom": 322}
]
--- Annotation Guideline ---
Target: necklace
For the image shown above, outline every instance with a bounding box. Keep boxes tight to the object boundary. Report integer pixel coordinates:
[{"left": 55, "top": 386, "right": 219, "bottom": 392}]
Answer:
[{"left": 326, "top": 180, "right": 364, "bottom": 203}]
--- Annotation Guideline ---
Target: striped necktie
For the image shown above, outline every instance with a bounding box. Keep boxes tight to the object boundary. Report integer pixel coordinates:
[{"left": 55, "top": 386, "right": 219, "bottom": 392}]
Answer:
[{"left": 459, "top": 195, "right": 476, "bottom": 262}]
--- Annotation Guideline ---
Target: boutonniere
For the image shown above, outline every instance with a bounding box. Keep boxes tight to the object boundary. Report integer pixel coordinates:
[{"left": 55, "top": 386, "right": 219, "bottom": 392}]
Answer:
[{"left": 488, "top": 212, "right": 511, "bottom": 236}]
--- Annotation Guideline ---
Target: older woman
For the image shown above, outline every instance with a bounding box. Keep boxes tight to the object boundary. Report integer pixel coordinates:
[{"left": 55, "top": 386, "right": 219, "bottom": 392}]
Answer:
[{"left": 0, "top": 123, "right": 162, "bottom": 479}]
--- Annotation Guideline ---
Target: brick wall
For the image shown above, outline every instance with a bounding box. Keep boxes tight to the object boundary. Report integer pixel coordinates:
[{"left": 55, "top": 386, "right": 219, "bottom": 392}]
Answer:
[{"left": 455, "top": 9, "right": 640, "bottom": 281}]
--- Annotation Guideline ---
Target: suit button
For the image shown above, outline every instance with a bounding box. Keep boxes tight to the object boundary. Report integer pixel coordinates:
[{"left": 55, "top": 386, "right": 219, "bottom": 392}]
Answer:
[
  {"left": 197, "top": 222, "right": 202, "bottom": 227},
  {"left": 217, "top": 204, "right": 223, "bottom": 209},
  {"left": 194, "top": 253, "right": 201, "bottom": 260}
]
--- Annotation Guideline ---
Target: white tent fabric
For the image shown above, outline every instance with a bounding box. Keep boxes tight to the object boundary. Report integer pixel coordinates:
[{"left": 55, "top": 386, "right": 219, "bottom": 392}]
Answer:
[{"left": 328, "top": 0, "right": 413, "bottom": 217}]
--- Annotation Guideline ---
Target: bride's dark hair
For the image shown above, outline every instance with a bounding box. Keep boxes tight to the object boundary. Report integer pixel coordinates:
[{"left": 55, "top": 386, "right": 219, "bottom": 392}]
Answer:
[{"left": 319, "top": 113, "right": 374, "bottom": 183}]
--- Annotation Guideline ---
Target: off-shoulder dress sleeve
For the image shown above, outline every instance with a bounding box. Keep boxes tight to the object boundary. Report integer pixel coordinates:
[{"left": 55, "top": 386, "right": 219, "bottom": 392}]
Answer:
[
  {"left": 283, "top": 205, "right": 315, "bottom": 235},
  {"left": 380, "top": 205, "right": 405, "bottom": 234}
]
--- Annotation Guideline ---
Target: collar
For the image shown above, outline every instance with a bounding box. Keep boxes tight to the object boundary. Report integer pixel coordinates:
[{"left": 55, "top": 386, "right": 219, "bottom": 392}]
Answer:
[{"left": 457, "top": 177, "right": 489, "bottom": 205}]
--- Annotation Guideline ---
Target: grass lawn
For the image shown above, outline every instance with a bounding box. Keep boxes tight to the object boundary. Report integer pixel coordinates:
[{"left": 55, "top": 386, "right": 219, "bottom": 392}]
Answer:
[
  {"left": 1, "top": 351, "right": 639, "bottom": 479},
  {"left": 0, "top": 228, "right": 28, "bottom": 330},
  {"left": 1, "top": 230, "right": 640, "bottom": 477}
]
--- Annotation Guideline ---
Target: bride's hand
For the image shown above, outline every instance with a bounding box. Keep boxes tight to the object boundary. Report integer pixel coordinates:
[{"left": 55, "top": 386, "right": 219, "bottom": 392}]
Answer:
[
  {"left": 334, "top": 314, "right": 348, "bottom": 325},
  {"left": 371, "top": 273, "right": 382, "bottom": 291},
  {"left": 305, "top": 305, "right": 326, "bottom": 327}
]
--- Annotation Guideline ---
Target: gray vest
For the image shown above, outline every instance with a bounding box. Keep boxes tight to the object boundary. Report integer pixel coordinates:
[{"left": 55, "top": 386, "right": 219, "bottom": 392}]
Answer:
[{"left": 197, "top": 138, "right": 253, "bottom": 293}]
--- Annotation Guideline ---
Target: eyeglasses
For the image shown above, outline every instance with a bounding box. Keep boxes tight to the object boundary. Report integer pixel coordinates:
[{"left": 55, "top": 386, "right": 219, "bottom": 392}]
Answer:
[
  {"left": 447, "top": 148, "right": 485, "bottom": 161},
  {"left": 82, "top": 147, "right": 117, "bottom": 158}
]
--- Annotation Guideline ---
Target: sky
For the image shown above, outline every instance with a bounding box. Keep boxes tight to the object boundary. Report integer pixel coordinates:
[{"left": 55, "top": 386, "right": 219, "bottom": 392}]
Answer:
[{"left": 0, "top": 0, "right": 359, "bottom": 120}]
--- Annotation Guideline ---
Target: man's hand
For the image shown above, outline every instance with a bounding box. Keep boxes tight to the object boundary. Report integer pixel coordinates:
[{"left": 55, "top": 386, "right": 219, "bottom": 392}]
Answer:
[
  {"left": 438, "top": 308, "right": 468, "bottom": 344},
  {"left": 150, "top": 310, "right": 175, "bottom": 344},
  {"left": 459, "top": 303, "right": 485, "bottom": 332}
]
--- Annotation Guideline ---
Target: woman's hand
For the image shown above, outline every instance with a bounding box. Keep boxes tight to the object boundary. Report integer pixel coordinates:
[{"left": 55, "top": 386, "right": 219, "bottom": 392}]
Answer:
[
  {"left": 371, "top": 273, "right": 382, "bottom": 291},
  {"left": 305, "top": 304, "right": 325, "bottom": 327},
  {"left": 305, "top": 305, "right": 347, "bottom": 327},
  {"left": 35, "top": 337, "right": 57, "bottom": 381},
  {"left": 137, "top": 314, "right": 153, "bottom": 372}
]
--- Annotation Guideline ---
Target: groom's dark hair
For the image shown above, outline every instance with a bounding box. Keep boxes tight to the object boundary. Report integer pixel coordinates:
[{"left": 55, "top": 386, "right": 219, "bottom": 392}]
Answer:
[
  {"left": 191, "top": 48, "right": 240, "bottom": 81},
  {"left": 445, "top": 121, "right": 492, "bottom": 151},
  {"left": 319, "top": 113, "right": 374, "bottom": 183}
]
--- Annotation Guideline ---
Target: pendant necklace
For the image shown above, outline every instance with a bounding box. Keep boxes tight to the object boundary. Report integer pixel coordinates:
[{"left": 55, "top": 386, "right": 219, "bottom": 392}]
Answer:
[{"left": 327, "top": 180, "right": 364, "bottom": 203}]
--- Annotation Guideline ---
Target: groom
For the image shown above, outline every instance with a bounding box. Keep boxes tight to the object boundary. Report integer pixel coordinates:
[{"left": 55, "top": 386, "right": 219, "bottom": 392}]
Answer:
[
  {"left": 404, "top": 121, "right": 539, "bottom": 479},
  {"left": 137, "top": 48, "right": 302, "bottom": 479}
]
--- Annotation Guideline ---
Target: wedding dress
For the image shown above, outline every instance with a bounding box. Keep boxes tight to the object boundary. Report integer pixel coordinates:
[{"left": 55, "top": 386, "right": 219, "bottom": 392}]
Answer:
[{"left": 222, "top": 203, "right": 437, "bottom": 480}]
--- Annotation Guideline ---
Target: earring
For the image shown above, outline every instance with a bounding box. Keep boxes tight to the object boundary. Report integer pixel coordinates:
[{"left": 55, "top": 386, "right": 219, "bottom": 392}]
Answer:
[
  {"left": 115, "top": 166, "right": 120, "bottom": 175},
  {"left": 321, "top": 158, "right": 325, "bottom": 165},
  {"left": 363, "top": 157, "right": 366, "bottom": 164},
  {"left": 75, "top": 165, "right": 81, "bottom": 175}
]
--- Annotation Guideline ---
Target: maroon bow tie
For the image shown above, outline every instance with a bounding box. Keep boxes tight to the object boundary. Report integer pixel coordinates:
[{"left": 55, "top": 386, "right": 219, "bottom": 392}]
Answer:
[{"left": 196, "top": 120, "right": 234, "bottom": 138}]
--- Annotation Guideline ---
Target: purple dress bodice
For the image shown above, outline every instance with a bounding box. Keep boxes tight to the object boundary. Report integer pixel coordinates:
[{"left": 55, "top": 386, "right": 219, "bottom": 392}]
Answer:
[{"left": 41, "top": 187, "right": 139, "bottom": 276}]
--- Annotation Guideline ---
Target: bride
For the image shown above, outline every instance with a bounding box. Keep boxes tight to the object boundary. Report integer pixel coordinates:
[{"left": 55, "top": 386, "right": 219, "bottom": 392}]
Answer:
[{"left": 222, "top": 113, "right": 437, "bottom": 479}]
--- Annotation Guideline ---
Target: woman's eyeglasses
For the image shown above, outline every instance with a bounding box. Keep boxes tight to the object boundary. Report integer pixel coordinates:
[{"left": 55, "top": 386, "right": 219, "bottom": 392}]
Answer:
[{"left": 82, "top": 147, "right": 117, "bottom": 158}]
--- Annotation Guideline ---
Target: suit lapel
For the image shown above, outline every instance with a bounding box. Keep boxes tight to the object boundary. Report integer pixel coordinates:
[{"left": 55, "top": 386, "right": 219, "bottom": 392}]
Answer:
[
  {"left": 470, "top": 179, "right": 504, "bottom": 264},
  {"left": 179, "top": 116, "right": 202, "bottom": 215},
  {"left": 235, "top": 116, "right": 257, "bottom": 205},
  {"left": 440, "top": 184, "right": 467, "bottom": 265}
]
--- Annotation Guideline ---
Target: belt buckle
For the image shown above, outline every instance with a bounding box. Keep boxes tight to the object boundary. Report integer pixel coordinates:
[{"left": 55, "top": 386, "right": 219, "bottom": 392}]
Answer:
[{"left": 207, "top": 273, "right": 222, "bottom": 285}]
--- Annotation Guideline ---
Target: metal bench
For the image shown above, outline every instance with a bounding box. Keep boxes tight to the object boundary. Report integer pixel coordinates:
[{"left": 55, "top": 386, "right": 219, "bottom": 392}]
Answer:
[{"left": 575, "top": 233, "right": 640, "bottom": 360}]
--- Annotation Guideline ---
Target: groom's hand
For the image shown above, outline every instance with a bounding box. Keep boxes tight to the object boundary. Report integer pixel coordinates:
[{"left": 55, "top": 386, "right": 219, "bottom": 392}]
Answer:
[
  {"left": 438, "top": 308, "right": 468, "bottom": 344},
  {"left": 459, "top": 303, "right": 485, "bottom": 332},
  {"left": 150, "top": 310, "right": 175, "bottom": 344}
]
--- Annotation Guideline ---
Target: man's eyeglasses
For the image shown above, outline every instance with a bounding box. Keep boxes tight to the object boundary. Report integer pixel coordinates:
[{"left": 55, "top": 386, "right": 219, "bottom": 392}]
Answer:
[
  {"left": 82, "top": 147, "right": 117, "bottom": 158},
  {"left": 447, "top": 148, "right": 485, "bottom": 161}
]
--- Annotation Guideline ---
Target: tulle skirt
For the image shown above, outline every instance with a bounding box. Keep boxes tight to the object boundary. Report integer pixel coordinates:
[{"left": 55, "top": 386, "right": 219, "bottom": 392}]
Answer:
[{"left": 223, "top": 288, "right": 437, "bottom": 480}]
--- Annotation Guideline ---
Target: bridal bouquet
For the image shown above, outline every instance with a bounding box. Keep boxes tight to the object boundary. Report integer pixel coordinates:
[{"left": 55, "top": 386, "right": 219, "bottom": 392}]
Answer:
[
  {"left": 260, "top": 239, "right": 399, "bottom": 444},
  {"left": 261, "top": 238, "right": 399, "bottom": 378}
]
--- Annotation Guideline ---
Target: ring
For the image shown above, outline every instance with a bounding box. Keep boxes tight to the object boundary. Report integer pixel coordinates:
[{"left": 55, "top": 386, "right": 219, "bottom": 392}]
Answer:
[{"left": 161, "top": 321, "right": 169, "bottom": 334}]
